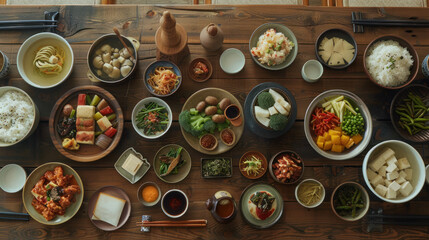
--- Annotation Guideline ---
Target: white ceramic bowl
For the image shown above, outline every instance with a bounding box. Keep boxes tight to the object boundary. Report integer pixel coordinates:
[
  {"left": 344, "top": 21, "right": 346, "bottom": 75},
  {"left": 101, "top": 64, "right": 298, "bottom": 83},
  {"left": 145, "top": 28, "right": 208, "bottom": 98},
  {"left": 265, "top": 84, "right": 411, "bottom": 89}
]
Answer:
[
  {"left": 132, "top": 97, "right": 172, "bottom": 139},
  {"left": 17, "top": 32, "right": 74, "bottom": 88},
  {"left": 0, "top": 86, "right": 40, "bottom": 147},
  {"left": 363, "top": 140, "right": 425, "bottom": 203},
  {"left": 295, "top": 178, "right": 325, "bottom": 208},
  {"left": 161, "top": 189, "right": 189, "bottom": 218},
  {"left": 304, "top": 89, "right": 373, "bottom": 160},
  {"left": 220, "top": 48, "right": 245, "bottom": 74},
  {"left": 0, "top": 164, "right": 27, "bottom": 193}
]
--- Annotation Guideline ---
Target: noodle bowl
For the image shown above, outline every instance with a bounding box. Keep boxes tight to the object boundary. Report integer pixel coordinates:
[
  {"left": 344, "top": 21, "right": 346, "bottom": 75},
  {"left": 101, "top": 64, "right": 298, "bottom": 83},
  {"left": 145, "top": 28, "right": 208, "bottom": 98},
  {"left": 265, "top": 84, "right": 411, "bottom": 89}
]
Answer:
[
  {"left": 144, "top": 60, "right": 182, "bottom": 97},
  {"left": 33, "top": 46, "right": 65, "bottom": 75}
]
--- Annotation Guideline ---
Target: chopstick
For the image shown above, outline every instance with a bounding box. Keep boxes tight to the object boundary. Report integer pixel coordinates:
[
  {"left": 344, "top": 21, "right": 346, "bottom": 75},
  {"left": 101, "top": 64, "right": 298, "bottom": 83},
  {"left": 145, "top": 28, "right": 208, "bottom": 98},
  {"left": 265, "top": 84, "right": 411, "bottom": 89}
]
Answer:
[
  {"left": 0, "top": 212, "right": 30, "bottom": 221},
  {"left": 0, "top": 25, "right": 57, "bottom": 30},
  {"left": 0, "top": 20, "right": 57, "bottom": 25},
  {"left": 136, "top": 219, "right": 207, "bottom": 227}
]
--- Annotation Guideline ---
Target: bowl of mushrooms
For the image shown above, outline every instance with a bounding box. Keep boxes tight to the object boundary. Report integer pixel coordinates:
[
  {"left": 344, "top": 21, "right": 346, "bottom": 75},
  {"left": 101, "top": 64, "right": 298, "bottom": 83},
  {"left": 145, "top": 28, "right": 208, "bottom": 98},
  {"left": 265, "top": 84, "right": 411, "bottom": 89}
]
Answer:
[{"left": 87, "top": 34, "right": 140, "bottom": 83}]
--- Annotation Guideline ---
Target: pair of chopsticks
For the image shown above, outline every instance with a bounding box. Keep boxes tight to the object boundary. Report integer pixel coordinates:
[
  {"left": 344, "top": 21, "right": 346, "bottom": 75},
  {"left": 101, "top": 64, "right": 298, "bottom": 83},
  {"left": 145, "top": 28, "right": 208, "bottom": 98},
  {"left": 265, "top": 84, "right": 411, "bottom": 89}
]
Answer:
[
  {"left": 136, "top": 219, "right": 207, "bottom": 227},
  {"left": 0, "top": 20, "right": 57, "bottom": 30},
  {"left": 0, "top": 212, "right": 30, "bottom": 221}
]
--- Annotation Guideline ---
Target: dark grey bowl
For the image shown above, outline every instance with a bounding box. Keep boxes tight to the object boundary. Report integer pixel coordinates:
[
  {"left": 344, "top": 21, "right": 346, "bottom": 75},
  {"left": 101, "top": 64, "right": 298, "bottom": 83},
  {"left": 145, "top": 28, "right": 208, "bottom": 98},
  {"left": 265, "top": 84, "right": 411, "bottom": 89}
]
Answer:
[{"left": 315, "top": 29, "right": 357, "bottom": 69}]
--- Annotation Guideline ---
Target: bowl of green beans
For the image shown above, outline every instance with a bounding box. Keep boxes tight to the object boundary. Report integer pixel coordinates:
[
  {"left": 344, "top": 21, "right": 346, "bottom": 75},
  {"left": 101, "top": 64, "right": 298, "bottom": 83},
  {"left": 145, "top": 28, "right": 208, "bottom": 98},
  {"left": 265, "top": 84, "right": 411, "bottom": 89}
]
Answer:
[
  {"left": 132, "top": 97, "right": 172, "bottom": 139},
  {"left": 390, "top": 84, "right": 429, "bottom": 142},
  {"left": 331, "top": 181, "right": 369, "bottom": 221}
]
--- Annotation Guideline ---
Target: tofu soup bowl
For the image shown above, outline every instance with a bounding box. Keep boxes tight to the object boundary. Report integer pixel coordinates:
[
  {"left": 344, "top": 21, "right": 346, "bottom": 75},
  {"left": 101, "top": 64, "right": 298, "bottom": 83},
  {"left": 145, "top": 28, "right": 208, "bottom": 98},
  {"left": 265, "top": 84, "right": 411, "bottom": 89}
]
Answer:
[{"left": 363, "top": 140, "right": 425, "bottom": 203}]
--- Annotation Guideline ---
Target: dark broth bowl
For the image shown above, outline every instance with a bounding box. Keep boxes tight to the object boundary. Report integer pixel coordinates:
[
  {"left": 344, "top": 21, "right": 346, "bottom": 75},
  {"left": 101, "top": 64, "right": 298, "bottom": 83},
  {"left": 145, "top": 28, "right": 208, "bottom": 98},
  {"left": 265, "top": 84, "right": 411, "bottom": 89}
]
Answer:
[{"left": 161, "top": 189, "right": 189, "bottom": 218}]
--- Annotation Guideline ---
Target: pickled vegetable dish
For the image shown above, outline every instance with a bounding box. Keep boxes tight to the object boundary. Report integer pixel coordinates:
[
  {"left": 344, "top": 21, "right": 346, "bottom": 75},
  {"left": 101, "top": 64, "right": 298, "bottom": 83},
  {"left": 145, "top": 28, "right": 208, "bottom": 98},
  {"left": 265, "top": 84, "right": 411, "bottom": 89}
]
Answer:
[
  {"left": 333, "top": 185, "right": 365, "bottom": 218},
  {"left": 202, "top": 158, "right": 231, "bottom": 177}
]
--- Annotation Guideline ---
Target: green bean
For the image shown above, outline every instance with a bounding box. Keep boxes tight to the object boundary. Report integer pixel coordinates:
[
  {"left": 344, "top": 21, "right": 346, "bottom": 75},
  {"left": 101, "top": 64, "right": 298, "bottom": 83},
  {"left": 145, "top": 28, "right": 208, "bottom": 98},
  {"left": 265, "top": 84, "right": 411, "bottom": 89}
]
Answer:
[
  {"left": 404, "top": 124, "right": 413, "bottom": 135},
  {"left": 395, "top": 110, "right": 414, "bottom": 123},
  {"left": 354, "top": 190, "right": 362, "bottom": 204}
]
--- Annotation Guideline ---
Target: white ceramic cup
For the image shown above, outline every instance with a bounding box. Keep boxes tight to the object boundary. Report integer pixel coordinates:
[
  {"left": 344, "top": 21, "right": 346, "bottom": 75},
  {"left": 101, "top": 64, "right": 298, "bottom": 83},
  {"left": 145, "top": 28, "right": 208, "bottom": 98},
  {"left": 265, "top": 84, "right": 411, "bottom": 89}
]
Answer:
[
  {"left": 301, "top": 60, "right": 323, "bottom": 83},
  {"left": 220, "top": 48, "right": 245, "bottom": 74},
  {"left": 0, "top": 164, "right": 27, "bottom": 193}
]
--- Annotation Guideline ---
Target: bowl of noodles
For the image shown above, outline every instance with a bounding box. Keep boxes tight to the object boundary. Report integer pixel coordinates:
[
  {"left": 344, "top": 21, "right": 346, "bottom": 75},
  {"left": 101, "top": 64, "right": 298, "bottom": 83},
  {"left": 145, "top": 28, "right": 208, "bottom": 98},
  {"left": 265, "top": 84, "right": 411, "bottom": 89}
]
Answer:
[
  {"left": 144, "top": 60, "right": 182, "bottom": 97},
  {"left": 17, "top": 32, "right": 74, "bottom": 89}
]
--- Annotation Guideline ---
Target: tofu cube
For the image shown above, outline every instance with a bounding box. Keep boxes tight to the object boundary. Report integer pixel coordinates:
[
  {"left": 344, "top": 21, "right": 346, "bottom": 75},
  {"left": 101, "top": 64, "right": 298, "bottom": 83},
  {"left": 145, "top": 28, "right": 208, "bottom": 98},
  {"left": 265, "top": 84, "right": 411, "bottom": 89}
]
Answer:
[
  {"left": 399, "top": 170, "right": 407, "bottom": 179},
  {"left": 386, "top": 155, "right": 398, "bottom": 166},
  {"left": 397, "top": 157, "right": 411, "bottom": 170},
  {"left": 396, "top": 176, "right": 406, "bottom": 185},
  {"left": 386, "top": 188, "right": 397, "bottom": 199},
  {"left": 367, "top": 168, "right": 378, "bottom": 180},
  {"left": 385, "top": 163, "right": 398, "bottom": 173},
  {"left": 378, "top": 166, "right": 387, "bottom": 177},
  {"left": 384, "top": 179, "right": 392, "bottom": 186},
  {"left": 370, "top": 175, "right": 384, "bottom": 187},
  {"left": 404, "top": 169, "right": 413, "bottom": 181},
  {"left": 388, "top": 181, "right": 401, "bottom": 192},
  {"left": 375, "top": 184, "right": 388, "bottom": 197},
  {"left": 369, "top": 148, "right": 395, "bottom": 172},
  {"left": 386, "top": 171, "right": 399, "bottom": 181},
  {"left": 399, "top": 181, "right": 413, "bottom": 197}
]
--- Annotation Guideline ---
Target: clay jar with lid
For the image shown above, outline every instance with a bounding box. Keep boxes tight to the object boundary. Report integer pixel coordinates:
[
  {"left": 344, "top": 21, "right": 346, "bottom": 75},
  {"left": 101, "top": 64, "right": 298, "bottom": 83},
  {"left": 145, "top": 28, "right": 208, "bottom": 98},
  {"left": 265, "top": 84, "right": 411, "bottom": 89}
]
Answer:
[
  {"left": 200, "top": 23, "right": 224, "bottom": 52},
  {"left": 206, "top": 190, "right": 237, "bottom": 223}
]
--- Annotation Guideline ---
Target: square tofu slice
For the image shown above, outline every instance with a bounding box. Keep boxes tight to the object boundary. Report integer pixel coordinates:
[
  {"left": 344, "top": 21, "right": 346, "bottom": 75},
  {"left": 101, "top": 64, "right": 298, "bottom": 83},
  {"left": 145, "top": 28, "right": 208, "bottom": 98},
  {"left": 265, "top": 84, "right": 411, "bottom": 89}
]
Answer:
[
  {"left": 386, "top": 187, "right": 397, "bottom": 199},
  {"left": 76, "top": 105, "right": 95, "bottom": 118},
  {"left": 97, "top": 116, "right": 112, "bottom": 132},
  {"left": 370, "top": 175, "right": 384, "bottom": 187},
  {"left": 399, "top": 181, "right": 413, "bottom": 197},
  {"left": 386, "top": 155, "right": 398, "bottom": 166},
  {"left": 121, "top": 153, "right": 143, "bottom": 176},
  {"left": 369, "top": 148, "right": 395, "bottom": 172},
  {"left": 396, "top": 176, "right": 406, "bottom": 185},
  {"left": 384, "top": 179, "right": 392, "bottom": 187},
  {"left": 76, "top": 131, "right": 94, "bottom": 145},
  {"left": 404, "top": 169, "right": 413, "bottom": 181},
  {"left": 367, "top": 168, "right": 377, "bottom": 180},
  {"left": 378, "top": 165, "right": 387, "bottom": 177},
  {"left": 388, "top": 181, "right": 401, "bottom": 192},
  {"left": 375, "top": 184, "right": 388, "bottom": 197},
  {"left": 397, "top": 157, "right": 411, "bottom": 170},
  {"left": 385, "top": 163, "right": 398, "bottom": 173},
  {"left": 386, "top": 171, "right": 399, "bottom": 181}
]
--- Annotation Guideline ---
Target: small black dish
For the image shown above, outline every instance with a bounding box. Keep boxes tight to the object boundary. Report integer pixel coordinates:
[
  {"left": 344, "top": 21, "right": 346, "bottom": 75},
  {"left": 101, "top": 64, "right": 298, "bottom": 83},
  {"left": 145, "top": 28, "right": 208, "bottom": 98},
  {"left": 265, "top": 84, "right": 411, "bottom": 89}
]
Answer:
[{"left": 315, "top": 29, "right": 357, "bottom": 69}]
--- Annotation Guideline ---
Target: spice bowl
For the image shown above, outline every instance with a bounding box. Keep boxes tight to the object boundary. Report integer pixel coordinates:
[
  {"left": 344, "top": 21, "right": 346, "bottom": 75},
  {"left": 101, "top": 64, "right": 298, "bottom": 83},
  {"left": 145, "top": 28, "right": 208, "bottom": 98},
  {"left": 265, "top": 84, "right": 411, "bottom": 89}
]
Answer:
[
  {"left": 220, "top": 128, "right": 235, "bottom": 146},
  {"left": 137, "top": 182, "right": 161, "bottom": 207},
  {"left": 269, "top": 150, "right": 304, "bottom": 184},
  {"left": 295, "top": 179, "right": 325, "bottom": 208},
  {"left": 161, "top": 189, "right": 189, "bottom": 218},
  {"left": 199, "top": 134, "right": 218, "bottom": 151},
  {"left": 331, "top": 182, "right": 369, "bottom": 221}
]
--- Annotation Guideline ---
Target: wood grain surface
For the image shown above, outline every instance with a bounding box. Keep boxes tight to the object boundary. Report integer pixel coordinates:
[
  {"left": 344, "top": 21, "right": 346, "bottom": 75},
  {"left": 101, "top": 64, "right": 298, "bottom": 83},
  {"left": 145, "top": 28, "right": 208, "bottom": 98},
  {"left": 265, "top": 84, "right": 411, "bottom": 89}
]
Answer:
[{"left": 0, "top": 5, "right": 428, "bottom": 240}]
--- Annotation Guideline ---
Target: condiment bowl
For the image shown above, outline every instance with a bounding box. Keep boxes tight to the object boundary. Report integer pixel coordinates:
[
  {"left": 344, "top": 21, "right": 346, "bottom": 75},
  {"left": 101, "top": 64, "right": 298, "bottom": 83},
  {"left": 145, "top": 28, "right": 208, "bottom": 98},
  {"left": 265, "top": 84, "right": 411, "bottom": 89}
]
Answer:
[
  {"left": 239, "top": 151, "right": 267, "bottom": 179},
  {"left": 17, "top": 32, "right": 74, "bottom": 88},
  {"left": 0, "top": 164, "right": 27, "bottom": 193},
  {"left": 188, "top": 58, "right": 213, "bottom": 82},
  {"left": 390, "top": 84, "right": 429, "bottom": 142},
  {"left": 249, "top": 23, "right": 298, "bottom": 70},
  {"left": 0, "top": 86, "right": 40, "bottom": 147},
  {"left": 137, "top": 182, "right": 161, "bottom": 207},
  {"left": 220, "top": 128, "right": 235, "bottom": 146},
  {"left": 144, "top": 60, "right": 182, "bottom": 97},
  {"left": 362, "top": 140, "right": 425, "bottom": 203},
  {"left": 363, "top": 35, "right": 418, "bottom": 90},
  {"left": 87, "top": 33, "right": 139, "bottom": 83},
  {"left": 295, "top": 178, "right": 325, "bottom": 208},
  {"left": 331, "top": 181, "right": 369, "bottom": 221},
  {"left": 303, "top": 89, "right": 373, "bottom": 160},
  {"left": 315, "top": 28, "right": 357, "bottom": 69},
  {"left": 220, "top": 48, "right": 245, "bottom": 74},
  {"left": 131, "top": 97, "right": 173, "bottom": 140},
  {"left": 199, "top": 133, "right": 218, "bottom": 151},
  {"left": 269, "top": 150, "right": 304, "bottom": 184},
  {"left": 161, "top": 189, "right": 189, "bottom": 218}
]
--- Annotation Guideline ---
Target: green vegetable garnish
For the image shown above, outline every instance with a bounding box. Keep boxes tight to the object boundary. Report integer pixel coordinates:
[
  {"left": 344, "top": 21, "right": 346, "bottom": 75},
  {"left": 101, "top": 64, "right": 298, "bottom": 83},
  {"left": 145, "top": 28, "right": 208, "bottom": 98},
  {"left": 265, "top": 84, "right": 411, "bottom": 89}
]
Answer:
[{"left": 202, "top": 158, "right": 231, "bottom": 177}]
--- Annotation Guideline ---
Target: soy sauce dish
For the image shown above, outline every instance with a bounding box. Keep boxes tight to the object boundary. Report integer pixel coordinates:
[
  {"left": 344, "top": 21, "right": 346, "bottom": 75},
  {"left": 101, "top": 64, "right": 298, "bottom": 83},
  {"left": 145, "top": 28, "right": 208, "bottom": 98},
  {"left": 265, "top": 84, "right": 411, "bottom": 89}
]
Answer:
[{"left": 161, "top": 189, "right": 189, "bottom": 218}]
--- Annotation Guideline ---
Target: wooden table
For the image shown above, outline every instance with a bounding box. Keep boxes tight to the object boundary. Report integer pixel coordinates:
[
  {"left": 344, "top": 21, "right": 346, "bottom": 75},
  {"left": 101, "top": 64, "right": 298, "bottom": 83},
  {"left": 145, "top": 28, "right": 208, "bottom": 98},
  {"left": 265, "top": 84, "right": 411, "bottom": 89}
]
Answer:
[{"left": 0, "top": 5, "right": 428, "bottom": 239}]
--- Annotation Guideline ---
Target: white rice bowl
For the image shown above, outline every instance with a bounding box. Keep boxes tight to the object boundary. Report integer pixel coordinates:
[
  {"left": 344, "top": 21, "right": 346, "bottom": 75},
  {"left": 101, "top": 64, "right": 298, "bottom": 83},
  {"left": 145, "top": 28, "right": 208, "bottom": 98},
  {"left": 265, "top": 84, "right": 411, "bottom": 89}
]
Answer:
[
  {"left": 0, "top": 90, "right": 35, "bottom": 143},
  {"left": 365, "top": 40, "right": 413, "bottom": 87}
]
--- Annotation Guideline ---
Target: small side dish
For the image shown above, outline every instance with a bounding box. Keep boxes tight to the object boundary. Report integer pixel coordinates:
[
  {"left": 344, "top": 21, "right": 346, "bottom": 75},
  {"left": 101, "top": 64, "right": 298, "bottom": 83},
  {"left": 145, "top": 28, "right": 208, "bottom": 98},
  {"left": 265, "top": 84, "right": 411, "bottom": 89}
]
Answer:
[
  {"left": 295, "top": 179, "right": 325, "bottom": 208},
  {"left": 248, "top": 191, "right": 277, "bottom": 221},
  {"left": 393, "top": 91, "right": 429, "bottom": 136},
  {"left": 220, "top": 128, "right": 235, "bottom": 146},
  {"left": 158, "top": 146, "right": 186, "bottom": 177},
  {"left": 318, "top": 36, "right": 355, "bottom": 67},
  {"left": 199, "top": 134, "right": 218, "bottom": 151},
  {"left": 189, "top": 58, "right": 212, "bottom": 82},
  {"left": 251, "top": 28, "right": 294, "bottom": 67},
  {"left": 332, "top": 183, "right": 367, "bottom": 220},
  {"left": 135, "top": 101, "right": 169, "bottom": 136},
  {"left": 239, "top": 151, "right": 267, "bottom": 179},
  {"left": 137, "top": 182, "right": 161, "bottom": 207},
  {"left": 201, "top": 158, "right": 232, "bottom": 178},
  {"left": 91, "top": 43, "right": 134, "bottom": 80},
  {"left": 31, "top": 166, "right": 81, "bottom": 221},
  {"left": 115, "top": 147, "right": 150, "bottom": 184},
  {"left": 254, "top": 88, "right": 291, "bottom": 131},
  {"left": 270, "top": 151, "right": 303, "bottom": 184},
  {"left": 161, "top": 189, "right": 189, "bottom": 218}
]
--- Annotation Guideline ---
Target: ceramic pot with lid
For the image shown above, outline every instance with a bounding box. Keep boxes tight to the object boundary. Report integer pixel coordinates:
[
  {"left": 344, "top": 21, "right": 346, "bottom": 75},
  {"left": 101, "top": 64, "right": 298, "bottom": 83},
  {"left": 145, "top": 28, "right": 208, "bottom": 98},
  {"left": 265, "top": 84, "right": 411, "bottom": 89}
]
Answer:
[
  {"left": 206, "top": 190, "right": 237, "bottom": 223},
  {"left": 200, "top": 23, "right": 224, "bottom": 51}
]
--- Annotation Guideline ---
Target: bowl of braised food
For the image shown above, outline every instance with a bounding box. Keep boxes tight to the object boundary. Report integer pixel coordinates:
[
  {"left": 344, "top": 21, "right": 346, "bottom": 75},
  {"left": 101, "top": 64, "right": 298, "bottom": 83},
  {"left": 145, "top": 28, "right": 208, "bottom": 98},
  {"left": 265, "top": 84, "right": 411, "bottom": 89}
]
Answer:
[{"left": 269, "top": 150, "right": 303, "bottom": 184}]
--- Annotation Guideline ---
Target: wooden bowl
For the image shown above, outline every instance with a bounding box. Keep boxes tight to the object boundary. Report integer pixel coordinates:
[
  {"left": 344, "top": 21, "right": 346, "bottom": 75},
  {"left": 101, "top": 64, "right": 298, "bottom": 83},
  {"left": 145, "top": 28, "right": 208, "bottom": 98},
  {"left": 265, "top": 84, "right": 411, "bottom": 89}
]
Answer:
[
  {"left": 188, "top": 58, "right": 213, "bottom": 82},
  {"left": 220, "top": 128, "right": 235, "bottom": 146},
  {"left": 269, "top": 150, "right": 304, "bottom": 184},
  {"left": 49, "top": 85, "right": 124, "bottom": 162},
  {"left": 199, "top": 133, "right": 218, "bottom": 151},
  {"left": 390, "top": 84, "right": 429, "bottom": 142},
  {"left": 363, "top": 35, "right": 419, "bottom": 90},
  {"left": 239, "top": 151, "right": 267, "bottom": 179}
]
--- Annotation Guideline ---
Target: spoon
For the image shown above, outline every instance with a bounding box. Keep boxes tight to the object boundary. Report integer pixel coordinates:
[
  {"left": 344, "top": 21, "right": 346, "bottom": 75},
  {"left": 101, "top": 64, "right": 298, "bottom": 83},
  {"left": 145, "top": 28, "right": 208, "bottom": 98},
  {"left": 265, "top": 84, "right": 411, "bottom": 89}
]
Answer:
[{"left": 113, "top": 27, "right": 135, "bottom": 61}]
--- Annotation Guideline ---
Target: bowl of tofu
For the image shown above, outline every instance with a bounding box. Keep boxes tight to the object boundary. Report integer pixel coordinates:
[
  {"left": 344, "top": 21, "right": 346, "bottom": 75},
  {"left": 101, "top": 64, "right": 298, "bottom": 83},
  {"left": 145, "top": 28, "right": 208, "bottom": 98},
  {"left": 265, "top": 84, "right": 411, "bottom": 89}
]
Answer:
[{"left": 363, "top": 140, "right": 425, "bottom": 203}]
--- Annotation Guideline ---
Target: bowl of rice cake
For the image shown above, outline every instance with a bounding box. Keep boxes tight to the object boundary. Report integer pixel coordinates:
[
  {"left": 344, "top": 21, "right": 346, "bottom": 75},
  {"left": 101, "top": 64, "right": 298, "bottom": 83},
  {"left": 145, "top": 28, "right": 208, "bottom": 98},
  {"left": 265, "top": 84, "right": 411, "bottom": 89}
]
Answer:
[{"left": 315, "top": 29, "right": 357, "bottom": 69}]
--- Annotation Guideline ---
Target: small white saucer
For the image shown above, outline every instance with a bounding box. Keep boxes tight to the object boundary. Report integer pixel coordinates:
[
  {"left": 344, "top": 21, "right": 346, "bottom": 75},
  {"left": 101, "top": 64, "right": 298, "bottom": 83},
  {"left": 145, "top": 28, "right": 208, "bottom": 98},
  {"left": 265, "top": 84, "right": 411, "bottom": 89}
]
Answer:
[
  {"left": 220, "top": 48, "right": 245, "bottom": 74},
  {"left": 0, "top": 164, "right": 27, "bottom": 193}
]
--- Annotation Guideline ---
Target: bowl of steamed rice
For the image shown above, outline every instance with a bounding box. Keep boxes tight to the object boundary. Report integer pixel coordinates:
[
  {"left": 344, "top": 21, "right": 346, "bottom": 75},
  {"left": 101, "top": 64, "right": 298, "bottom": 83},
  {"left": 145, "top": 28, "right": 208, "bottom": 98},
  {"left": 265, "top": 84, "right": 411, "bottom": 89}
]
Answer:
[
  {"left": 364, "top": 35, "right": 418, "bottom": 90},
  {"left": 0, "top": 86, "right": 39, "bottom": 147}
]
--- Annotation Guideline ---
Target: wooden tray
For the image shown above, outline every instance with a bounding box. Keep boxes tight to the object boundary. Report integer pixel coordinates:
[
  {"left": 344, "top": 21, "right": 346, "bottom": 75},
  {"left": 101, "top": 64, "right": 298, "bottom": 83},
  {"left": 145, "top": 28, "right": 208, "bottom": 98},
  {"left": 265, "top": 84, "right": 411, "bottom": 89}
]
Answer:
[{"left": 49, "top": 85, "right": 124, "bottom": 162}]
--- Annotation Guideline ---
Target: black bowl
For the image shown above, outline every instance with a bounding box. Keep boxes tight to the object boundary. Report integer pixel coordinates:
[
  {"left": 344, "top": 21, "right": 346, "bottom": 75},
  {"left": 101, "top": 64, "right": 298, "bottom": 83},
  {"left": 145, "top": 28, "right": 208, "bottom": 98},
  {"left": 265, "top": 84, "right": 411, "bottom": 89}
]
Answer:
[{"left": 315, "top": 29, "right": 357, "bottom": 69}]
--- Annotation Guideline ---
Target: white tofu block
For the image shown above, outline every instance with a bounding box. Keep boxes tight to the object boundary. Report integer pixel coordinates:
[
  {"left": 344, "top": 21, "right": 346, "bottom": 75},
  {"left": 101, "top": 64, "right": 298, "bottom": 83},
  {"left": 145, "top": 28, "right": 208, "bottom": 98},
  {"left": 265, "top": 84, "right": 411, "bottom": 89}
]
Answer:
[
  {"left": 369, "top": 148, "right": 395, "bottom": 172},
  {"left": 278, "top": 98, "right": 291, "bottom": 112},
  {"left": 386, "top": 155, "right": 398, "bottom": 166},
  {"left": 386, "top": 171, "right": 399, "bottom": 181},
  {"left": 375, "top": 184, "right": 388, "bottom": 197},
  {"left": 397, "top": 157, "right": 411, "bottom": 170},
  {"left": 386, "top": 187, "right": 397, "bottom": 199},
  {"left": 399, "top": 181, "right": 413, "bottom": 197},
  {"left": 268, "top": 106, "right": 278, "bottom": 116},
  {"left": 273, "top": 102, "right": 288, "bottom": 115},
  {"left": 396, "top": 176, "right": 406, "bottom": 185},
  {"left": 384, "top": 179, "right": 392, "bottom": 186},
  {"left": 388, "top": 181, "right": 401, "bottom": 192},
  {"left": 404, "top": 169, "right": 413, "bottom": 181},
  {"left": 367, "top": 168, "right": 378, "bottom": 180},
  {"left": 385, "top": 163, "right": 398, "bottom": 173},
  {"left": 399, "top": 170, "right": 407, "bottom": 179},
  {"left": 378, "top": 166, "right": 387, "bottom": 177},
  {"left": 370, "top": 175, "right": 384, "bottom": 187}
]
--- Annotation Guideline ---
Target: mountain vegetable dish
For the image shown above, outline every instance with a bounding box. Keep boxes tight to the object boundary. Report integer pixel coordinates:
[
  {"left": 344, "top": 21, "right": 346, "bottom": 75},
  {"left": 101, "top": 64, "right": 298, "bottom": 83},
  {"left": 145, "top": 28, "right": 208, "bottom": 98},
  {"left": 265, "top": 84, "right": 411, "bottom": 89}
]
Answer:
[
  {"left": 31, "top": 166, "right": 80, "bottom": 221},
  {"left": 202, "top": 158, "right": 232, "bottom": 177},
  {"left": 394, "top": 91, "right": 429, "bottom": 136},
  {"left": 159, "top": 147, "right": 186, "bottom": 177},
  {"left": 333, "top": 184, "right": 365, "bottom": 218},
  {"left": 135, "top": 101, "right": 169, "bottom": 136}
]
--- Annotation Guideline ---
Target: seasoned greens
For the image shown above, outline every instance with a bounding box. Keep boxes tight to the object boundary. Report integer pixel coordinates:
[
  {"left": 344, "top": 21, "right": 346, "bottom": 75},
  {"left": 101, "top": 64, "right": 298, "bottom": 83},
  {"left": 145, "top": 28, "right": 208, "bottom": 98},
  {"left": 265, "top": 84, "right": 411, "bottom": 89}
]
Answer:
[{"left": 202, "top": 158, "right": 231, "bottom": 177}]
